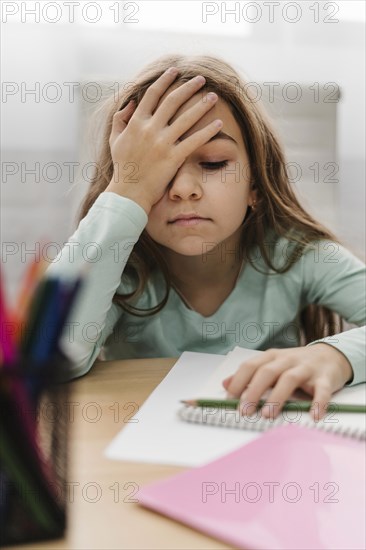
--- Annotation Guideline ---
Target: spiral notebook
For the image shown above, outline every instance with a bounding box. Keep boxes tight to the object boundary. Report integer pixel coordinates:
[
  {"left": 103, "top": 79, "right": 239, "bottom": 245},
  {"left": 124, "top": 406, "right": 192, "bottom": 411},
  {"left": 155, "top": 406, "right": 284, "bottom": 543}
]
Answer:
[
  {"left": 178, "top": 346, "right": 366, "bottom": 440},
  {"left": 138, "top": 423, "right": 366, "bottom": 550},
  {"left": 106, "top": 349, "right": 366, "bottom": 467}
]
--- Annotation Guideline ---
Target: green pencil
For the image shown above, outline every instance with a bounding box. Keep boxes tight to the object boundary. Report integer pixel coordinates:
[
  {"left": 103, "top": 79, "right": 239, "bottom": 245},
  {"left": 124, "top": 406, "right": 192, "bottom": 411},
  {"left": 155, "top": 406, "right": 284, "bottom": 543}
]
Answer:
[{"left": 180, "top": 398, "right": 366, "bottom": 414}]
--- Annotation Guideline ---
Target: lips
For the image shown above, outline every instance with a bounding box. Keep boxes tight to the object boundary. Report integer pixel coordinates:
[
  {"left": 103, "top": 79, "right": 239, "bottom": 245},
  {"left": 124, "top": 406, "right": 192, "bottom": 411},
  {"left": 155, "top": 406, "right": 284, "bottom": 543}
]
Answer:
[
  {"left": 168, "top": 213, "right": 208, "bottom": 223},
  {"left": 168, "top": 214, "right": 210, "bottom": 227}
]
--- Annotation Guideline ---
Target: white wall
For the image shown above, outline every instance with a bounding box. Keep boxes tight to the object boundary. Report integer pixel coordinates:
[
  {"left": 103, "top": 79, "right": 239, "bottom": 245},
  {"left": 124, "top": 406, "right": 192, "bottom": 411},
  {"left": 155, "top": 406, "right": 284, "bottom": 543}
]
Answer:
[{"left": 1, "top": 1, "right": 365, "bottom": 302}]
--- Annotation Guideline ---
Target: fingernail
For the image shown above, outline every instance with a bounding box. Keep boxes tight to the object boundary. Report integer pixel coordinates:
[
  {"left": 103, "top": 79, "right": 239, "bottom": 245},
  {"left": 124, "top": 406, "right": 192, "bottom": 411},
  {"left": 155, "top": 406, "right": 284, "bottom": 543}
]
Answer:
[
  {"left": 207, "top": 92, "right": 217, "bottom": 102},
  {"left": 195, "top": 75, "right": 206, "bottom": 85},
  {"left": 239, "top": 402, "right": 252, "bottom": 416},
  {"left": 167, "top": 67, "right": 179, "bottom": 75}
]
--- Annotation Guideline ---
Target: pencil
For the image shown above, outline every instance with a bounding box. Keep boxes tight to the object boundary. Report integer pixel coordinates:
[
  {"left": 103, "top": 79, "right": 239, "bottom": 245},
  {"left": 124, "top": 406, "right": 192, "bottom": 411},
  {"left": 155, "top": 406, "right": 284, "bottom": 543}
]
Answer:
[
  {"left": 180, "top": 398, "right": 366, "bottom": 414},
  {"left": 0, "top": 268, "right": 18, "bottom": 365},
  {"left": 19, "top": 278, "right": 57, "bottom": 357},
  {"left": 16, "top": 256, "right": 48, "bottom": 323}
]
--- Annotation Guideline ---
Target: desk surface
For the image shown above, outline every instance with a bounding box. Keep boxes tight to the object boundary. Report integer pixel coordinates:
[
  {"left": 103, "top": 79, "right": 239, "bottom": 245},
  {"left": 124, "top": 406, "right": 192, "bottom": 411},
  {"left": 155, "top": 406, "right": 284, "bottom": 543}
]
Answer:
[{"left": 12, "top": 358, "right": 229, "bottom": 550}]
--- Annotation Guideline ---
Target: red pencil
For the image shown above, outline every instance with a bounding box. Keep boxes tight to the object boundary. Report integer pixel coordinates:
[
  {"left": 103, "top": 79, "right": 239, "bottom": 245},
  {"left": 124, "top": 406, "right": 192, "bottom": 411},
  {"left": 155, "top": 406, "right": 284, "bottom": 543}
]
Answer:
[{"left": 0, "top": 268, "right": 18, "bottom": 365}]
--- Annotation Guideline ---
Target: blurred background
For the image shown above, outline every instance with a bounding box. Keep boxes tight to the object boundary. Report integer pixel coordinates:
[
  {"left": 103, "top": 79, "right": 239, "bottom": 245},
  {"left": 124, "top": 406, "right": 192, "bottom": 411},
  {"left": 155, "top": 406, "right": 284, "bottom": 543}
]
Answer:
[{"left": 1, "top": 0, "right": 365, "bottom": 302}]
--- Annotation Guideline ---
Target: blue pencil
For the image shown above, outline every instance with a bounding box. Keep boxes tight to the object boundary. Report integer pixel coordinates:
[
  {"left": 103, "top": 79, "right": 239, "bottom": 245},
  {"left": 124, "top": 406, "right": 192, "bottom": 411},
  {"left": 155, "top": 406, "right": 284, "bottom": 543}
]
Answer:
[{"left": 28, "top": 278, "right": 63, "bottom": 364}]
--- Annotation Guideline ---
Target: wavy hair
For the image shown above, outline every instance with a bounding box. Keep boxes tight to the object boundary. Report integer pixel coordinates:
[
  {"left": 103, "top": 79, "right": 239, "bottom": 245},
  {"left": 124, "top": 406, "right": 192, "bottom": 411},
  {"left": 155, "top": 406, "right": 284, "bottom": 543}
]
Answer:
[{"left": 78, "top": 53, "right": 349, "bottom": 345}]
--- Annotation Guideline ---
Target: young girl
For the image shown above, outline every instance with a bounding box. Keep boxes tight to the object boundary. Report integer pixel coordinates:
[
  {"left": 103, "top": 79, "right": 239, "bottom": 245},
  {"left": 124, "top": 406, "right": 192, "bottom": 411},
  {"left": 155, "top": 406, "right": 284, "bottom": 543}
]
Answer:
[{"left": 46, "top": 54, "right": 365, "bottom": 421}]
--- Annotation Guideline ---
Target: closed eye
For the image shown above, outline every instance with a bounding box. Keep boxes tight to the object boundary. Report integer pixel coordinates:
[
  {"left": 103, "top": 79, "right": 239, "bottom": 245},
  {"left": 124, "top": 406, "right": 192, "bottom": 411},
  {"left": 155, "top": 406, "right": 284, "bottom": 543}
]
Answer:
[{"left": 200, "top": 161, "right": 229, "bottom": 170}]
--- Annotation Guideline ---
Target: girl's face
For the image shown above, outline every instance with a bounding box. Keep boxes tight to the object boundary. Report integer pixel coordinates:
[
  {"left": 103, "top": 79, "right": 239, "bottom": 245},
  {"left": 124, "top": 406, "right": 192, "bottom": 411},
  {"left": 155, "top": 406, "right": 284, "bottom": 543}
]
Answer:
[{"left": 145, "top": 87, "right": 255, "bottom": 257}]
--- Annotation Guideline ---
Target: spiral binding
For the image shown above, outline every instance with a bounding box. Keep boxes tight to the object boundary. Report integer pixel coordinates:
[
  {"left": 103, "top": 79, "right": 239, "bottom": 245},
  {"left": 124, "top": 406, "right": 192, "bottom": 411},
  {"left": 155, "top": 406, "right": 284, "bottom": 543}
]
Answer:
[{"left": 177, "top": 406, "right": 366, "bottom": 441}]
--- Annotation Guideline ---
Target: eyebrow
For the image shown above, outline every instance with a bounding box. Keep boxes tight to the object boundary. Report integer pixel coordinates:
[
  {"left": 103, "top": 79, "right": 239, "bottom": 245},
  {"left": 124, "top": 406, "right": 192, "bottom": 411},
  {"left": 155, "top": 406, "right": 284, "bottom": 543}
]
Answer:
[
  {"left": 178, "top": 130, "right": 238, "bottom": 146},
  {"left": 207, "top": 131, "right": 238, "bottom": 145}
]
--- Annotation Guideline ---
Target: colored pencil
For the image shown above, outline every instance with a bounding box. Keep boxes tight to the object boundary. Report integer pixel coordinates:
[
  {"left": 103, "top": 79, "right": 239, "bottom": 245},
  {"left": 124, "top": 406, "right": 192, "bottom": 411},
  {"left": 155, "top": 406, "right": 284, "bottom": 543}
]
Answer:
[
  {"left": 19, "top": 277, "right": 58, "bottom": 358},
  {"left": 12, "top": 256, "right": 49, "bottom": 345},
  {"left": 0, "top": 258, "right": 84, "bottom": 543},
  {"left": 0, "top": 269, "right": 17, "bottom": 365},
  {"left": 28, "top": 278, "right": 63, "bottom": 364}
]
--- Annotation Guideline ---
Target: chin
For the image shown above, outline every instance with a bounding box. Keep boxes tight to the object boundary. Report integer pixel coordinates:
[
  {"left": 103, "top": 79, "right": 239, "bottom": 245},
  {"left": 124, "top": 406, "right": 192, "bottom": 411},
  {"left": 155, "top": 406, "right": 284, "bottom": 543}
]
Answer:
[
  {"left": 167, "top": 244, "right": 208, "bottom": 257},
  {"left": 182, "top": 250, "right": 207, "bottom": 257},
  {"left": 154, "top": 238, "right": 214, "bottom": 257}
]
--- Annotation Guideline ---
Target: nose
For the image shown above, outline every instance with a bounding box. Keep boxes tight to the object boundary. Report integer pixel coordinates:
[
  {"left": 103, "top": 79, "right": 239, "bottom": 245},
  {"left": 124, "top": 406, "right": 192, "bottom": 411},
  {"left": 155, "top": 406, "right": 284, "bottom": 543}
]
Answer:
[{"left": 167, "top": 165, "right": 203, "bottom": 201}]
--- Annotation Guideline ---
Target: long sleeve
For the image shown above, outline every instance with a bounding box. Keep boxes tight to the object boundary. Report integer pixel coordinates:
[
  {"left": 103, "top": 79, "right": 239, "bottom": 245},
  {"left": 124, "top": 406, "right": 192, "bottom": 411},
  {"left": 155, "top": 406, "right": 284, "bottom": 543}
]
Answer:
[
  {"left": 45, "top": 191, "right": 148, "bottom": 379},
  {"left": 302, "top": 240, "right": 366, "bottom": 385}
]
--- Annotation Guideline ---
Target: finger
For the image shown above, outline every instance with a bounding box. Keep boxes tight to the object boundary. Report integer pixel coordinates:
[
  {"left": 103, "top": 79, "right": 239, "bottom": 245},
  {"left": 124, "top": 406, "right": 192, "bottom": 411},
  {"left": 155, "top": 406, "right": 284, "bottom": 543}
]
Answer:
[
  {"left": 238, "top": 360, "right": 292, "bottom": 416},
  {"left": 224, "top": 361, "right": 259, "bottom": 400},
  {"left": 176, "top": 118, "right": 224, "bottom": 160},
  {"left": 222, "top": 376, "right": 232, "bottom": 389},
  {"left": 309, "top": 380, "right": 333, "bottom": 422},
  {"left": 260, "top": 367, "right": 310, "bottom": 419},
  {"left": 136, "top": 67, "right": 182, "bottom": 118},
  {"left": 110, "top": 100, "right": 136, "bottom": 143},
  {"left": 152, "top": 75, "right": 208, "bottom": 127},
  {"left": 225, "top": 350, "right": 277, "bottom": 398},
  {"left": 168, "top": 92, "right": 219, "bottom": 143}
]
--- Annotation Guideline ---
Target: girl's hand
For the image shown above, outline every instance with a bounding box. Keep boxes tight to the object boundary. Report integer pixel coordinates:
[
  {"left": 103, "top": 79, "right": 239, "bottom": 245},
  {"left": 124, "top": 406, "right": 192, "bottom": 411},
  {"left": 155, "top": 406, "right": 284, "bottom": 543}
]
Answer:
[
  {"left": 222, "top": 344, "right": 354, "bottom": 421},
  {"left": 106, "top": 67, "right": 222, "bottom": 215}
]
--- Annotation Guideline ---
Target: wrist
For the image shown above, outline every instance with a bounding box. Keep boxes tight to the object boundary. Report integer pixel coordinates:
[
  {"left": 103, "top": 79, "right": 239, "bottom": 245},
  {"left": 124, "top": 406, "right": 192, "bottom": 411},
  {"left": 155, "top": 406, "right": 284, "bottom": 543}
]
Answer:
[
  {"left": 104, "top": 182, "right": 152, "bottom": 216},
  {"left": 338, "top": 353, "right": 354, "bottom": 384},
  {"left": 314, "top": 343, "right": 354, "bottom": 384}
]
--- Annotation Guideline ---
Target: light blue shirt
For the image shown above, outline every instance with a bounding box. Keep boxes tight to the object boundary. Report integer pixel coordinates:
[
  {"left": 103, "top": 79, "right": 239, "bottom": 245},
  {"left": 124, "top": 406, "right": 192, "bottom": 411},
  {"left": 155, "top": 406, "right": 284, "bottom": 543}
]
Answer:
[{"left": 46, "top": 192, "right": 366, "bottom": 384}]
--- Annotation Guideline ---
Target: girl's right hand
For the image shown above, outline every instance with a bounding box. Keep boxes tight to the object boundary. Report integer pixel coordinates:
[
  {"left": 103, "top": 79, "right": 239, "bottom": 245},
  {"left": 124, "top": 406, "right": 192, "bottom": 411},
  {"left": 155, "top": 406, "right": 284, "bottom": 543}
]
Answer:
[{"left": 105, "top": 67, "right": 222, "bottom": 215}]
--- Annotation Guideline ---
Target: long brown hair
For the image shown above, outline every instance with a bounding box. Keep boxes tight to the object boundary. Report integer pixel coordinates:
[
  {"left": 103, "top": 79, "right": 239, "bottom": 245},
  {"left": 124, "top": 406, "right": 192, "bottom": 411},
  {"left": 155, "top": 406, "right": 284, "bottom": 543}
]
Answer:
[{"left": 79, "top": 53, "right": 349, "bottom": 345}]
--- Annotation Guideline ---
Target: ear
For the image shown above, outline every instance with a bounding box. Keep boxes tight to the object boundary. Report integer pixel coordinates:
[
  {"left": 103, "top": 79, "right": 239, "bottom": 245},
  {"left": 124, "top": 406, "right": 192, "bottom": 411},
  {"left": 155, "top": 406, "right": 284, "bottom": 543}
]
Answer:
[{"left": 248, "top": 185, "right": 258, "bottom": 208}]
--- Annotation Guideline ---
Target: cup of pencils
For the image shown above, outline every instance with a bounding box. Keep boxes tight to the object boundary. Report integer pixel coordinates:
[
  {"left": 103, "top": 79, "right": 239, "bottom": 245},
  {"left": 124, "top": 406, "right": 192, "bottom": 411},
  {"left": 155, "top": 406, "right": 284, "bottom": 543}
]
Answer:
[{"left": 0, "top": 258, "right": 83, "bottom": 545}]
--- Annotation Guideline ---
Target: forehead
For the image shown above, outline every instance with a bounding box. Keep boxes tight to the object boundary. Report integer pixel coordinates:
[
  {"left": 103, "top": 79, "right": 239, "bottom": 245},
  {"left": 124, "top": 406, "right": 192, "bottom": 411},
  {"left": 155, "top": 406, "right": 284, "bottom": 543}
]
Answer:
[{"left": 156, "top": 82, "right": 243, "bottom": 148}]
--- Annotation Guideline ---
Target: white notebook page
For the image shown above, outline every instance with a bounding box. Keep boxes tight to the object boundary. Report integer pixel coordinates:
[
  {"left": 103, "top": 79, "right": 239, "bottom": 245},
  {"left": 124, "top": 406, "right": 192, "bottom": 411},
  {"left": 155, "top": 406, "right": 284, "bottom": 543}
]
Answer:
[{"left": 105, "top": 348, "right": 366, "bottom": 467}]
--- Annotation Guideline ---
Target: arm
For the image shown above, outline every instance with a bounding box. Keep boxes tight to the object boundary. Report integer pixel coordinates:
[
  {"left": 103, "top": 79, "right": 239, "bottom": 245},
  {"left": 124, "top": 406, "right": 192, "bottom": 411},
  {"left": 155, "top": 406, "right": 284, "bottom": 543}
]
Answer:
[
  {"left": 45, "top": 191, "right": 148, "bottom": 379},
  {"left": 223, "top": 238, "right": 365, "bottom": 420},
  {"left": 47, "top": 69, "right": 223, "bottom": 378},
  {"left": 302, "top": 240, "right": 366, "bottom": 385}
]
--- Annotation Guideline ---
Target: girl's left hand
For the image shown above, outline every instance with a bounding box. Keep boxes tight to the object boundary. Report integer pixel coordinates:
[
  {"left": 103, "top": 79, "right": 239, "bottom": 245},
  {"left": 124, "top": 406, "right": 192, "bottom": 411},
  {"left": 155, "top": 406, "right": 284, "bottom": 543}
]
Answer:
[{"left": 222, "top": 344, "right": 354, "bottom": 421}]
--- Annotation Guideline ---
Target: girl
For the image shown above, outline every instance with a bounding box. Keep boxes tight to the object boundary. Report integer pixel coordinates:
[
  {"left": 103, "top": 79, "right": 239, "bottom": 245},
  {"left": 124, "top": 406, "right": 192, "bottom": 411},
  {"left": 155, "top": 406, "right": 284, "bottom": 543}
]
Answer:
[{"left": 46, "top": 54, "right": 365, "bottom": 421}]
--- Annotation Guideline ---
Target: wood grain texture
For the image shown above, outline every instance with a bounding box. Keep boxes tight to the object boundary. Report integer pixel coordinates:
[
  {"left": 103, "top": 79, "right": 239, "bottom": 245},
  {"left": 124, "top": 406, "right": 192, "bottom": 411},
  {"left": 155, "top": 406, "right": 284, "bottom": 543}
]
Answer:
[{"left": 9, "top": 358, "right": 230, "bottom": 550}]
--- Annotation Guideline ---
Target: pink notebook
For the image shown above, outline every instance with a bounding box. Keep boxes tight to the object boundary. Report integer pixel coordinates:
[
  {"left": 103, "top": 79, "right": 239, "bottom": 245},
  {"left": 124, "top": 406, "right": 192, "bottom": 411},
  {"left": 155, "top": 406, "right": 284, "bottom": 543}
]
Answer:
[{"left": 138, "top": 424, "right": 366, "bottom": 549}]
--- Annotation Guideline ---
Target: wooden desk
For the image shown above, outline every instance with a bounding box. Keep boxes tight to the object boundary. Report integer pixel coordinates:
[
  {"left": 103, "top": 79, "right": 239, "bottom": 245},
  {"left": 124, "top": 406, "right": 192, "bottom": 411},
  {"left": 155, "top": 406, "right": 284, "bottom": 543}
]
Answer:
[{"left": 11, "top": 358, "right": 229, "bottom": 550}]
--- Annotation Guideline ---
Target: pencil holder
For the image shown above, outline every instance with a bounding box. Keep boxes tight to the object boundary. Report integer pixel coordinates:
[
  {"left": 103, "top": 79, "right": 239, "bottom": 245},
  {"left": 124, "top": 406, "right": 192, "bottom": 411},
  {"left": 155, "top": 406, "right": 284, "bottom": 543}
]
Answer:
[{"left": 0, "top": 352, "right": 72, "bottom": 546}]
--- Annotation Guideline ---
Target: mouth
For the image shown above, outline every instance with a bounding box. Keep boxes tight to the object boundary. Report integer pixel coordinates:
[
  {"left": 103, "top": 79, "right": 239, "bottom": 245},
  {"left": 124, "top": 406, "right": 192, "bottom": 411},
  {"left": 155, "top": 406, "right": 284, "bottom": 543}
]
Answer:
[{"left": 168, "top": 214, "right": 211, "bottom": 227}]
